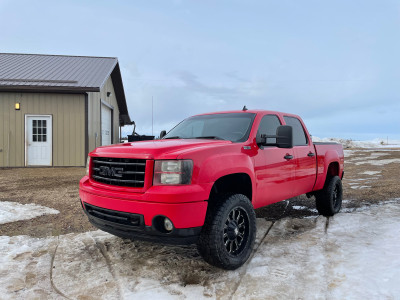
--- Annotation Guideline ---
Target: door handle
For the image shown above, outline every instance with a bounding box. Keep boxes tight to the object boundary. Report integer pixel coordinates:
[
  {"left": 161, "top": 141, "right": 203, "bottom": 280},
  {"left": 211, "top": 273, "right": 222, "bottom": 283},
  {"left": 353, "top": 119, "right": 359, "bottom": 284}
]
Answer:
[
  {"left": 284, "top": 154, "right": 294, "bottom": 160},
  {"left": 308, "top": 152, "right": 315, "bottom": 157}
]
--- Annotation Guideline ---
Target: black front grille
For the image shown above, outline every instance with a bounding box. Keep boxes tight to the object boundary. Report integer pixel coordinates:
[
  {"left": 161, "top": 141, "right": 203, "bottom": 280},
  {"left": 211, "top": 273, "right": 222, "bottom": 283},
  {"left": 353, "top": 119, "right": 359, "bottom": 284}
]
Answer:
[
  {"left": 84, "top": 203, "right": 143, "bottom": 228},
  {"left": 91, "top": 157, "right": 146, "bottom": 187}
]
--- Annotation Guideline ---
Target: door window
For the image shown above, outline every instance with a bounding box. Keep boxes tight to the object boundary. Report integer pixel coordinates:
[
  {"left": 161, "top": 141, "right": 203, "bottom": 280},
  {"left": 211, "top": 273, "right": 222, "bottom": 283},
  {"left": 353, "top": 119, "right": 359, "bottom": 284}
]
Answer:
[
  {"left": 283, "top": 116, "right": 308, "bottom": 146},
  {"left": 32, "top": 119, "right": 47, "bottom": 142},
  {"left": 257, "top": 115, "right": 281, "bottom": 144}
]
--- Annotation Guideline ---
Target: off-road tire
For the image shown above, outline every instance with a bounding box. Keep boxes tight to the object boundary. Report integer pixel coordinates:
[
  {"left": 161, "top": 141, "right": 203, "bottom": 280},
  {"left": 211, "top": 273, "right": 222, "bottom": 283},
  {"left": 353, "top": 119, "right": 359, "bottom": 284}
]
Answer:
[
  {"left": 315, "top": 176, "right": 343, "bottom": 216},
  {"left": 197, "top": 194, "right": 256, "bottom": 270}
]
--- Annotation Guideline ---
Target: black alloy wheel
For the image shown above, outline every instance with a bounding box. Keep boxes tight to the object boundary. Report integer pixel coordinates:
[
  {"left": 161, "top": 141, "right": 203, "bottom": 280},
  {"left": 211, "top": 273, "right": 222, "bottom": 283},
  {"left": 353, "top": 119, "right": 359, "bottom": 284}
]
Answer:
[
  {"left": 332, "top": 183, "right": 341, "bottom": 211},
  {"left": 315, "top": 175, "right": 343, "bottom": 216},
  {"left": 197, "top": 194, "right": 256, "bottom": 270},
  {"left": 224, "top": 207, "right": 250, "bottom": 256}
]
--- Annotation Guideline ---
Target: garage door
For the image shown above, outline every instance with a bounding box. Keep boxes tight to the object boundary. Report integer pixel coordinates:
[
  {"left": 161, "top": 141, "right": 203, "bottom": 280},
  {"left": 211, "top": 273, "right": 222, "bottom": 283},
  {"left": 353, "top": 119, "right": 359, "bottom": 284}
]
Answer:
[{"left": 101, "top": 104, "right": 112, "bottom": 146}]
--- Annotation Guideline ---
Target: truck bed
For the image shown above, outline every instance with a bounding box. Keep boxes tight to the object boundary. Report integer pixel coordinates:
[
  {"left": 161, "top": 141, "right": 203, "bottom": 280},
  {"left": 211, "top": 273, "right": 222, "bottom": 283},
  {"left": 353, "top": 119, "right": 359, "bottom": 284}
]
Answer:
[
  {"left": 313, "top": 142, "right": 341, "bottom": 145},
  {"left": 313, "top": 142, "right": 344, "bottom": 191}
]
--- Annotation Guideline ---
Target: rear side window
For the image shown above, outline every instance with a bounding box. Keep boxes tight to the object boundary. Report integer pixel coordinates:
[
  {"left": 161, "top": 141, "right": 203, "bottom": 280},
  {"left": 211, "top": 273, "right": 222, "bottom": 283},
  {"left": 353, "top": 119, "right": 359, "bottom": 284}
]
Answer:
[
  {"left": 283, "top": 116, "right": 308, "bottom": 146},
  {"left": 257, "top": 115, "right": 281, "bottom": 144}
]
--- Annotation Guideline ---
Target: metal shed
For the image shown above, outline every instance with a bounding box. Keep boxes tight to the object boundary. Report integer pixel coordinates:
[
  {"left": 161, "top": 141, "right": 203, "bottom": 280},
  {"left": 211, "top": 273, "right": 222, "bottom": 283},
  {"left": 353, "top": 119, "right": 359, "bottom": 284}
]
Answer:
[{"left": 0, "top": 53, "right": 131, "bottom": 167}]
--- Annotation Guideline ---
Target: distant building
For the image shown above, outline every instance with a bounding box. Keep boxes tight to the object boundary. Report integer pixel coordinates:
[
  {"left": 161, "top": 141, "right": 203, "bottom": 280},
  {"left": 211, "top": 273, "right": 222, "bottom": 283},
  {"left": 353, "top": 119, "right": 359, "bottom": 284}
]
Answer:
[{"left": 0, "top": 53, "right": 131, "bottom": 167}]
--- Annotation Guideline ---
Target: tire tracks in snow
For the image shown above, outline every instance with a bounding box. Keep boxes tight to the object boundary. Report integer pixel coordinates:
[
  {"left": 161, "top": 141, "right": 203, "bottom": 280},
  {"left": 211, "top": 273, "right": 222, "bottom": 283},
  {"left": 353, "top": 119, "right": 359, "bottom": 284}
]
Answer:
[
  {"left": 50, "top": 236, "right": 72, "bottom": 300},
  {"left": 322, "top": 216, "right": 332, "bottom": 298},
  {"left": 229, "top": 200, "right": 290, "bottom": 299},
  {"left": 229, "top": 221, "right": 275, "bottom": 299},
  {"left": 90, "top": 233, "right": 123, "bottom": 300}
]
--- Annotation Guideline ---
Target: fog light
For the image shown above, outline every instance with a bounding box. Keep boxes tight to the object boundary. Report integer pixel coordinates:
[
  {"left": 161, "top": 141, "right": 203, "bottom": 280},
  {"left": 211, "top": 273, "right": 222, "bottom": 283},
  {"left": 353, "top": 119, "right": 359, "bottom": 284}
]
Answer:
[{"left": 164, "top": 218, "right": 173, "bottom": 232}]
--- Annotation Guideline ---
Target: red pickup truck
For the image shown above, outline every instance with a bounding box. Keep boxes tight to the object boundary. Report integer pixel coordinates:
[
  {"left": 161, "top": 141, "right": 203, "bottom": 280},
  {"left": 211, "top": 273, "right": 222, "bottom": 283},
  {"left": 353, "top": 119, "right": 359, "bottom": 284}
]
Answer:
[{"left": 79, "top": 109, "right": 344, "bottom": 270}]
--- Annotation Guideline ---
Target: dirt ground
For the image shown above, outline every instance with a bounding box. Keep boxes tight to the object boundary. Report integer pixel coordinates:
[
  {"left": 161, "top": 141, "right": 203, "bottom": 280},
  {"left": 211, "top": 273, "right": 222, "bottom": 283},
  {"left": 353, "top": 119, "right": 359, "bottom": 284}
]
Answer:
[
  {"left": 1, "top": 148, "right": 399, "bottom": 237},
  {"left": 0, "top": 167, "right": 93, "bottom": 237}
]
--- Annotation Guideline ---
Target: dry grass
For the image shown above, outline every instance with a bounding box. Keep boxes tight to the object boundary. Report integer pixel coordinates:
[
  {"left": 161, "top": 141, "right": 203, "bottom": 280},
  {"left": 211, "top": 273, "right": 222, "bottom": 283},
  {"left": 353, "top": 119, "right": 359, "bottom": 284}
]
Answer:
[{"left": 1, "top": 148, "right": 399, "bottom": 237}]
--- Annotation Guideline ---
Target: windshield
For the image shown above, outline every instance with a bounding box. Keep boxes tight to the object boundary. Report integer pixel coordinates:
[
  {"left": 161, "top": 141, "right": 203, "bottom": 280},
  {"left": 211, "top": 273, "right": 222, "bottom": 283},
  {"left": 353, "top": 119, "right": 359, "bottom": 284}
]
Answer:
[{"left": 163, "top": 113, "right": 256, "bottom": 142}]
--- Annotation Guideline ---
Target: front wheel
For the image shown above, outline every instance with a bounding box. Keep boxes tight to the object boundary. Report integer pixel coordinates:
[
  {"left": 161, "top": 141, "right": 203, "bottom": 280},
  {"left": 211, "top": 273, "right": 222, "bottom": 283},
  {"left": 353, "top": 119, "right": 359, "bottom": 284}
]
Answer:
[
  {"left": 197, "top": 194, "right": 256, "bottom": 270},
  {"left": 315, "top": 176, "right": 343, "bottom": 216}
]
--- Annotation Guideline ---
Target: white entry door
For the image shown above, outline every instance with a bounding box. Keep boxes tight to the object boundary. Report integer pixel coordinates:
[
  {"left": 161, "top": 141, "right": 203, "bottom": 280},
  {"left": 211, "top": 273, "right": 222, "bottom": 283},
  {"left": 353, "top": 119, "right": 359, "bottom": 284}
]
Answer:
[
  {"left": 26, "top": 115, "right": 52, "bottom": 166},
  {"left": 101, "top": 104, "right": 112, "bottom": 146}
]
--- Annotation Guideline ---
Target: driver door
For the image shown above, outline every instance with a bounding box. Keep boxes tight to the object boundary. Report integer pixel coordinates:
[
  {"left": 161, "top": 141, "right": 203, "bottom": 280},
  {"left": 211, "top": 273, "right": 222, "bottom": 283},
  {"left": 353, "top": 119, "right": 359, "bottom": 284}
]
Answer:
[{"left": 253, "top": 114, "right": 297, "bottom": 207}]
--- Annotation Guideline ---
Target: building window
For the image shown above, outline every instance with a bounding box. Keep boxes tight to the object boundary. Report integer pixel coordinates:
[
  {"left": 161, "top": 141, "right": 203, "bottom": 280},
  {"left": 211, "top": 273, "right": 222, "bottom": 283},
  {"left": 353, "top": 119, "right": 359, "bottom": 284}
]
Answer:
[{"left": 32, "top": 120, "right": 47, "bottom": 142}]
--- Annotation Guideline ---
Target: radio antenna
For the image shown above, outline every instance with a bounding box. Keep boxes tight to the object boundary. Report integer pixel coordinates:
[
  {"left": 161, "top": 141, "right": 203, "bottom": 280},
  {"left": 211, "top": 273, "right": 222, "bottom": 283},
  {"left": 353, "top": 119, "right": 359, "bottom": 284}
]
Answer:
[{"left": 152, "top": 96, "right": 154, "bottom": 135}]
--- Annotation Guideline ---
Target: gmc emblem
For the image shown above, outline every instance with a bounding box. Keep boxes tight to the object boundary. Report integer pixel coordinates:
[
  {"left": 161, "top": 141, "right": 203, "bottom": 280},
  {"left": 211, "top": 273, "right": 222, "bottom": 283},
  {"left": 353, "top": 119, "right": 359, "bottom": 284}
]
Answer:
[{"left": 99, "top": 166, "right": 124, "bottom": 178}]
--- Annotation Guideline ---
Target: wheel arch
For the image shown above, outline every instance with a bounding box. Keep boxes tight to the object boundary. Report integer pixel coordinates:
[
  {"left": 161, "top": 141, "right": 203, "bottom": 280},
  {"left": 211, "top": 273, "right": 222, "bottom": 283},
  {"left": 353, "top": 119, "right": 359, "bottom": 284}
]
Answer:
[
  {"left": 327, "top": 161, "right": 340, "bottom": 178},
  {"left": 314, "top": 149, "right": 343, "bottom": 191},
  {"left": 209, "top": 172, "right": 253, "bottom": 204}
]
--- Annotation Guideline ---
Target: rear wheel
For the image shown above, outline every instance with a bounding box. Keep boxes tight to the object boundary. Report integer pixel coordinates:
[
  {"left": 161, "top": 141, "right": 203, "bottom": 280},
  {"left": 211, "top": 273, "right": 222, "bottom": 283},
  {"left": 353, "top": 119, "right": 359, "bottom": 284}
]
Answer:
[
  {"left": 315, "top": 176, "right": 343, "bottom": 216},
  {"left": 197, "top": 194, "right": 256, "bottom": 270}
]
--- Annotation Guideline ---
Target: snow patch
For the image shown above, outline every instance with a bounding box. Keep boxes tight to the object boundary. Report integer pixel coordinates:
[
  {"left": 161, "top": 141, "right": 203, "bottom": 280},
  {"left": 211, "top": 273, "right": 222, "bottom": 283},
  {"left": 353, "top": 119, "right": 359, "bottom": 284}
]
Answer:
[
  {"left": 347, "top": 151, "right": 390, "bottom": 163},
  {"left": 343, "top": 150, "right": 356, "bottom": 157},
  {"left": 360, "top": 171, "right": 381, "bottom": 175},
  {"left": 312, "top": 137, "right": 400, "bottom": 149},
  {"left": 0, "top": 201, "right": 59, "bottom": 224},
  {"left": 355, "top": 158, "right": 400, "bottom": 166},
  {"left": 358, "top": 185, "right": 371, "bottom": 189},
  {"left": 292, "top": 206, "right": 308, "bottom": 210}
]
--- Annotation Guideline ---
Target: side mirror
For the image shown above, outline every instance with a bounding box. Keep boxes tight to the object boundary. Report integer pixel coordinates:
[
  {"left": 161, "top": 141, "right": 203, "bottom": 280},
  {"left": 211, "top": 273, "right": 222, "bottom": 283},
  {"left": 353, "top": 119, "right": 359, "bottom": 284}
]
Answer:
[
  {"left": 256, "top": 133, "right": 266, "bottom": 145},
  {"left": 160, "top": 130, "right": 167, "bottom": 139},
  {"left": 276, "top": 125, "right": 293, "bottom": 148},
  {"left": 257, "top": 125, "right": 293, "bottom": 148}
]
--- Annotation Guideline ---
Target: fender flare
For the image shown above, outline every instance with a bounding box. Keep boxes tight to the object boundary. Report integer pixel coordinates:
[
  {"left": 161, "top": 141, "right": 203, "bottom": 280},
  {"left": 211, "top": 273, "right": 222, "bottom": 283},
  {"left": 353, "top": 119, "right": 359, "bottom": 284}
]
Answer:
[
  {"left": 314, "top": 150, "right": 341, "bottom": 191},
  {"left": 197, "top": 153, "right": 256, "bottom": 201}
]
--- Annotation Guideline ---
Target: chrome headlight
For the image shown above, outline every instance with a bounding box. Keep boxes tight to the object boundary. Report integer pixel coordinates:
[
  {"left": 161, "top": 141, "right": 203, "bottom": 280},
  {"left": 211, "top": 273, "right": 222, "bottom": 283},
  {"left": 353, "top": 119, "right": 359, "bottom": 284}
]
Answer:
[{"left": 153, "top": 160, "right": 193, "bottom": 185}]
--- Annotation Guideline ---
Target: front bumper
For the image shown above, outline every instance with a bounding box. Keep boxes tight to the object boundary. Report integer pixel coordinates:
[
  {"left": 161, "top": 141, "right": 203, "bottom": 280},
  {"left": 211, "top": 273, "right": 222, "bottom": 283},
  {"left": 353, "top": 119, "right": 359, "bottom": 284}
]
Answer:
[
  {"left": 79, "top": 176, "right": 210, "bottom": 245},
  {"left": 82, "top": 202, "right": 202, "bottom": 245}
]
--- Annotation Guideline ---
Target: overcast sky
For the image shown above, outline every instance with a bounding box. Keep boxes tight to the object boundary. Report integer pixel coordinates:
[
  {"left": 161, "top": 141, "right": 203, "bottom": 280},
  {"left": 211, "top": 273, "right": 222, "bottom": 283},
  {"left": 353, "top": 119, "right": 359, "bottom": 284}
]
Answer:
[{"left": 1, "top": 0, "right": 399, "bottom": 140}]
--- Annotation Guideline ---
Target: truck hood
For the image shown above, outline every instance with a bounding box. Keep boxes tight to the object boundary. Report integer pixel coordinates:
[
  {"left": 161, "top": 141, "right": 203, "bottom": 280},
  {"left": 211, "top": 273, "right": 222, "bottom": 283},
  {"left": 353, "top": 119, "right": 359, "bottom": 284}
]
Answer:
[{"left": 91, "top": 139, "right": 233, "bottom": 160}]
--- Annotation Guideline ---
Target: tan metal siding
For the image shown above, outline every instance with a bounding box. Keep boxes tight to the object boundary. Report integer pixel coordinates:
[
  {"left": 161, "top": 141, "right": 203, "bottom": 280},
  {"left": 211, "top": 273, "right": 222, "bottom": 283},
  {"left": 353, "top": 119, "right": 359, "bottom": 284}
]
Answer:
[
  {"left": 0, "top": 92, "right": 85, "bottom": 167},
  {"left": 87, "top": 92, "right": 100, "bottom": 151},
  {"left": 87, "top": 76, "right": 120, "bottom": 153},
  {"left": 101, "top": 77, "right": 120, "bottom": 144}
]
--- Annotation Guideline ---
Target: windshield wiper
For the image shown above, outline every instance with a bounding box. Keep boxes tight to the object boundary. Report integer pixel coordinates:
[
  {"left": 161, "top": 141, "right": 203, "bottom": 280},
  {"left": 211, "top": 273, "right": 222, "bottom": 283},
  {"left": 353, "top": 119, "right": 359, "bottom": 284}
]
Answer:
[
  {"left": 163, "top": 136, "right": 182, "bottom": 139},
  {"left": 195, "top": 136, "right": 226, "bottom": 140}
]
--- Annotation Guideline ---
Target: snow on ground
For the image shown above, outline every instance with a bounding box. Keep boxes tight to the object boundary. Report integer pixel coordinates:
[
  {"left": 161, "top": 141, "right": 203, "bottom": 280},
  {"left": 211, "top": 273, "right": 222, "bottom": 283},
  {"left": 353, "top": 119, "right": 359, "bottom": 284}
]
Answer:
[
  {"left": 291, "top": 205, "right": 308, "bottom": 210},
  {"left": 343, "top": 149, "right": 356, "bottom": 158},
  {"left": 0, "top": 201, "right": 59, "bottom": 225},
  {"left": 1, "top": 201, "right": 399, "bottom": 299},
  {"left": 312, "top": 137, "right": 400, "bottom": 148},
  {"left": 346, "top": 152, "right": 389, "bottom": 163},
  {"left": 354, "top": 158, "right": 400, "bottom": 166},
  {"left": 234, "top": 200, "right": 400, "bottom": 299},
  {"left": 360, "top": 171, "right": 381, "bottom": 176}
]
